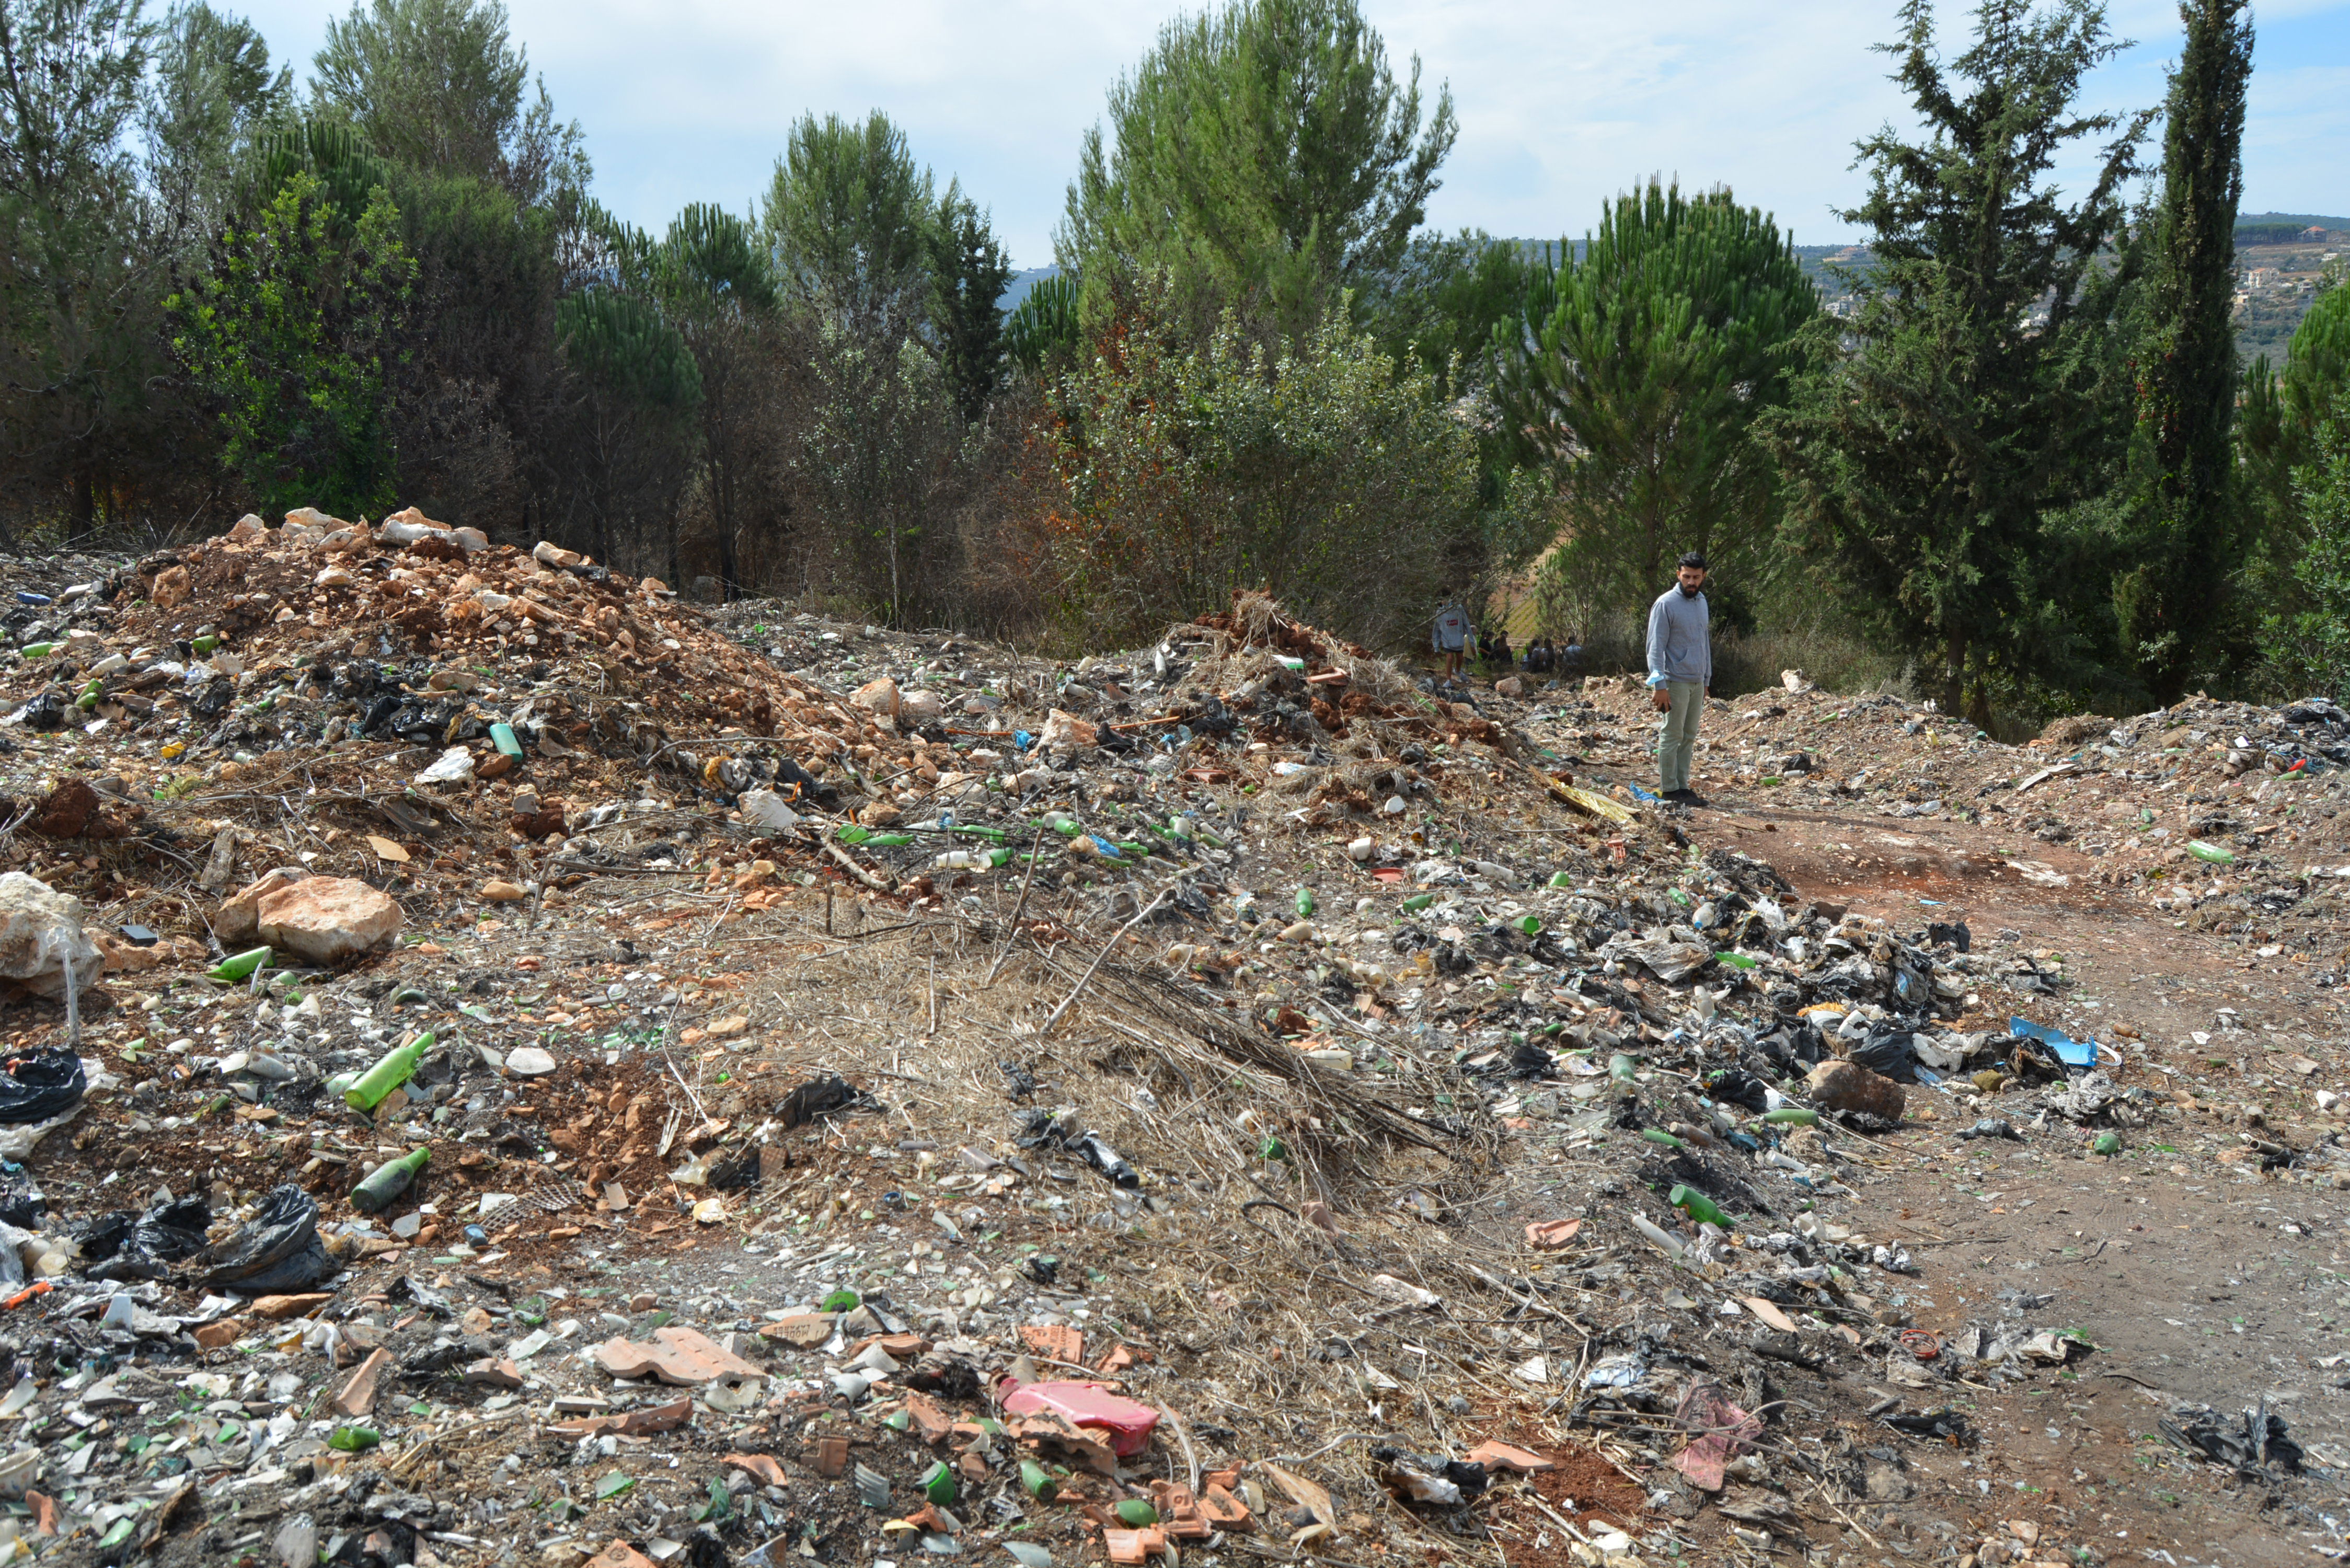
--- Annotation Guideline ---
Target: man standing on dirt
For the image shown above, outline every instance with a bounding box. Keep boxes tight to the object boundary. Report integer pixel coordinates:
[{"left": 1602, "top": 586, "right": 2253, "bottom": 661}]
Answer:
[
  {"left": 1431, "top": 598, "right": 1474, "bottom": 682},
  {"left": 1645, "top": 552, "right": 1711, "bottom": 805}
]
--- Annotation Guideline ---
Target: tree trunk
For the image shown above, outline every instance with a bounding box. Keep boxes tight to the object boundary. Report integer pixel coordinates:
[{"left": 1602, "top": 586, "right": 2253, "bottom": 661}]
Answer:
[{"left": 1942, "top": 626, "right": 1966, "bottom": 719}]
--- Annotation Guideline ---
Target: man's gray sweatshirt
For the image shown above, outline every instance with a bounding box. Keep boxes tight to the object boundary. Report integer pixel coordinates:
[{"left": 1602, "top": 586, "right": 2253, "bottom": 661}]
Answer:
[{"left": 1645, "top": 586, "right": 1711, "bottom": 687}]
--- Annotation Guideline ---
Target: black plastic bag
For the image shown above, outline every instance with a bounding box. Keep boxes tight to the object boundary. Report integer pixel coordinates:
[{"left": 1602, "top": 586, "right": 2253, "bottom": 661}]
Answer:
[
  {"left": 69, "top": 1209, "right": 133, "bottom": 1262},
  {"left": 777, "top": 1074, "right": 859, "bottom": 1130},
  {"left": 89, "top": 1194, "right": 211, "bottom": 1282},
  {"left": 1013, "top": 1108, "right": 1141, "bottom": 1189},
  {"left": 194, "top": 1184, "right": 329, "bottom": 1294},
  {"left": 1850, "top": 1030, "right": 1918, "bottom": 1083},
  {"left": 1707, "top": 1068, "right": 1771, "bottom": 1114},
  {"left": 707, "top": 1141, "right": 767, "bottom": 1191},
  {"left": 0, "top": 1050, "right": 84, "bottom": 1125},
  {"left": 1925, "top": 920, "right": 1972, "bottom": 953},
  {"left": 1506, "top": 1037, "right": 1556, "bottom": 1080},
  {"left": 2160, "top": 1403, "right": 2302, "bottom": 1474}
]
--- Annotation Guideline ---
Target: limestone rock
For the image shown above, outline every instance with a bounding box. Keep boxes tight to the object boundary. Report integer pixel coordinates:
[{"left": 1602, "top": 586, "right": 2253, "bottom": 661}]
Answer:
[
  {"left": 850, "top": 677, "right": 901, "bottom": 719},
  {"left": 0, "top": 874, "right": 101, "bottom": 999},
  {"left": 215, "top": 868, "right": 306, "bottom": 948},
  {"left": 1039, "top": 708, "right": 1099, "bottom": 752},
  {"left": 254, "top": 877, "right": 401, "bottom": 965}
]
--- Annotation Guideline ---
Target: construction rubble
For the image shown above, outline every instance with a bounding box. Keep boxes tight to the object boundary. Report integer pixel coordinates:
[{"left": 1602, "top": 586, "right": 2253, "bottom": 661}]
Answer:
[{"left": 0, "top": 509, "right": 2329, "bottom": 1567}]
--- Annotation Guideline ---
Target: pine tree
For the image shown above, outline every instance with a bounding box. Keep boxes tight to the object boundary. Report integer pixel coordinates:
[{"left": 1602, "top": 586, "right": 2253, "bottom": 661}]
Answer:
[
  {"left": 1493, "top": 181, "right": 1815, "bottom": 616},
  {"left": 2115, "top": 0, "right": 2253, "bottom": 702},
  {"left": 1762, "top": 0, "right": 2151, "bottom": 718},
  {"left": 1055, "top": 0, "right": 1455, "bottom": 338}
]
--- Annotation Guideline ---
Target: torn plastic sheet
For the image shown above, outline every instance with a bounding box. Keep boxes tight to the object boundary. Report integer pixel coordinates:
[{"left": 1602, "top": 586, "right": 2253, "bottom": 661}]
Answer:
[{"left": 2009, "top": 1017, "right": 2098, "bottom": 1068}]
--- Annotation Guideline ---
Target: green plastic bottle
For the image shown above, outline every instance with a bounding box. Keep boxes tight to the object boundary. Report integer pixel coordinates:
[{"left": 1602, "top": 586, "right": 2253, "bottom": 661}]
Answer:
[
  {"left": 350, "top": 1146, "right": 430, "bottom": 1212},
  {"left": 1762, "top": 1107, "right": 1818, "bottom": 1126},
  {"left": 836, "top": 825, "right": 872, "bottom": 846},
  {"left": 1401, "top": 893, "right": 1435, "bottom": 912},
  {"left": 208, "top": 947, "right": 273, "bottom": 983},
  {"left": 1296, "top": 888, "right": 1316, "bottom": 917},
  {"left": 1668, "top": 1183, "right": 1733, "bottom": 1229},
  {"left": 345, "top": 1032, "right": 432, "bottom": 1112}
]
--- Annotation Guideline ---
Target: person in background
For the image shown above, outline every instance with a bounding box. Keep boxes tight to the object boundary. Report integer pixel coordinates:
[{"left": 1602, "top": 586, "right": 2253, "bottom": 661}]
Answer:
[
  {"left": 1645, "top": 552, "right": 1712, "bottom": 804},
  {"left": 1432, "top": 598, "right": 1474, "bottom": 681},
  {"left": 1483, "top": 625, "right": 1513, "bottom": 674}
]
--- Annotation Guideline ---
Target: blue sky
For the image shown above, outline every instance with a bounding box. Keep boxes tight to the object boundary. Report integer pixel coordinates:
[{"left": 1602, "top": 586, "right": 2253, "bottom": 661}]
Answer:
[{"left": 234, "top": 0, "right": 2350, "bottom": 268}]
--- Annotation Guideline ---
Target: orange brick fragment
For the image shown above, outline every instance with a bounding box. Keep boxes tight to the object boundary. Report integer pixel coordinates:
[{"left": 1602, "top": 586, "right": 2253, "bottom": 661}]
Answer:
[
  {"left": 903, "top": 1390, "right": 953, "bottom": 1443},
  {"left": 1464, "top": 1439, "right": 1556, "bottom": 1473},
  {"left": 1104, "top": 1527, "right": 1166, "bottom": 1563},
  {"left": 1019, "top": 1324, "right": 1084, "bottom": 1364},
  {"left": 1200, "top": 1483, "right": 1253, "bottom": 1531},
  {"left": 725, "top": 1453, "right": 789, "bottom": 1487}
]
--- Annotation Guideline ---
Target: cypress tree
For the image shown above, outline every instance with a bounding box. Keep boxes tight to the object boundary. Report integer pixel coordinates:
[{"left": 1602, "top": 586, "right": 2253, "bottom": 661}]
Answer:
[{"left": 2116, "top": 0, "right": 2254, "bottom": 702}]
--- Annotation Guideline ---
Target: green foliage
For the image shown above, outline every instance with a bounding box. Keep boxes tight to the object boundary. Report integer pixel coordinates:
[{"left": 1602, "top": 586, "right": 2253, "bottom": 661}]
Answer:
[
  {"left": 2111, "top": 0, "right": 2253, "bottom": 703},
  {"left": 169, "top": 170, "right": 416, "bottom": 517},
  {"left": 261, "top": 118, "right": 396, "bottom": 234},
  {"left": 761, "top": 110, "right": 940, "bottom": 341},
  {"left": 144, "top": 3, "right": 287, "bottom": 247},
  {"left": 1499, "top": 181, "right": 1815, "bottom": 623},
  {"left": 1056, "top": 0, "right": 1456, "bottom": 338},
  {"left": 1357, "top": 228, "right": 1541, "bottom": 400},
  {"left": 1044, "top": 293, "right": 1488, "bottom": 651},
  {"left": 931, "top": 187, "right": 1011, "bottom": 420},
  {"left": 0, "top": 0, "right": 158, "bottom": 534},
  {"left": 309, "top": 0, "right": 584, "bottom": 202},
  {"left": 556, "top": 286, "right": 699, "bottom": 416},
  {"left": 2260, "top": 405, "right": 2350, "bottom": 696},
  {"left": 1762, "top": 0, "right": 2151, "bottom": 720},
  {"left": 654, "top": 201, "right": 775, "bottom": 311},
  {"left": 551, "top": 283, "right": 702, "bottom": 573},
  {"left": 797, "top": 317, "right": 962, "bottom": 625},
  {"left": 1006, "top": 273, "right": 1081, "bottom": 375}
]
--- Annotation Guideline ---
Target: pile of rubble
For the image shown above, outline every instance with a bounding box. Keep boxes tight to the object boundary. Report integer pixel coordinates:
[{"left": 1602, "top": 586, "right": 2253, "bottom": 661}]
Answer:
[{"left": 0, "top": 513, "right": 2323, "bottom": 1566}]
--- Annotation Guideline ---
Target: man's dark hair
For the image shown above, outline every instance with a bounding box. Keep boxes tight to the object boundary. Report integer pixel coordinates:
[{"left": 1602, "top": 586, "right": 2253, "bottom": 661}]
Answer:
[{"left": 1677, "top": 551, "right": 1707, "bottom": 571}]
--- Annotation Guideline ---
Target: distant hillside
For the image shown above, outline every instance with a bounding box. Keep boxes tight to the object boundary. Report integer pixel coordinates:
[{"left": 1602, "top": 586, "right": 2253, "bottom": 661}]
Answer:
[
  {"left": 2237, "top": 211, "right": 2350, "bottom": 235},
  {"left": 999, "top": 267, "right": 1059, "bottom": 313}
]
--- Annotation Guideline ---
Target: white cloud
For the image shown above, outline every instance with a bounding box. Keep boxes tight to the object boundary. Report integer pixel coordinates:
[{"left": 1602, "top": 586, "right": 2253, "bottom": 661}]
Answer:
[{"left": 235, "top": 0, "right": 2350, "bottom": 261}]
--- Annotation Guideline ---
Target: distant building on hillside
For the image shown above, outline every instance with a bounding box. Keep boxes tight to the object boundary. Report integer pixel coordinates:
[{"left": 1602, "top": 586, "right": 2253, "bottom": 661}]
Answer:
[{"left": 2304, "top": 226, "right": 2331, "bottom": 243}]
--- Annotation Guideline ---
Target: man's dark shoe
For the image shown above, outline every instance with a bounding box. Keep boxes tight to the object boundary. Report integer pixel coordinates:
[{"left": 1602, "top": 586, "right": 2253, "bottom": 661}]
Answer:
[{"left": 1664, "top": 788, "right": 1707, "bottom": 806}]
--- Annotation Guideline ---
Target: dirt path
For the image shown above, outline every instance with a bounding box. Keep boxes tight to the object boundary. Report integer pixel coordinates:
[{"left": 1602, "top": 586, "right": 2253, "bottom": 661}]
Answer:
[{"left": 1685, "top": 789, "right": 2350, "bottom": 1564}]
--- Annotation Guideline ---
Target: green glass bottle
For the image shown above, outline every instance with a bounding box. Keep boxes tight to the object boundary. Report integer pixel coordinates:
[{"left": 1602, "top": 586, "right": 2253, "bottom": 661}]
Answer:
[
  {"left": 350, "top": 1146, "right": 430, "bottom": 1212},
  {"left": 1667, "top": 1183, "right": 1733, "bottom": 1229},
  {"left": 344, "top": 1033, "right": 432, "bottom": 1112}
]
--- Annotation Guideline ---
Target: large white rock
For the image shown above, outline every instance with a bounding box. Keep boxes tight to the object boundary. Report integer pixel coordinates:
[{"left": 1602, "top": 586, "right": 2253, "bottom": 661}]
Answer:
[
  {"left": 0, "top": 874, "right": 101, "bottom": 998},
  {"left": 255, "top": 877, "right": 402, "bottom": 965},
  {"left": 850, "top": 677, "right": 901, "bottom": 719},
  {"left": 215, "top": 867, "right": 306, "bottom": 947},
  {"left": 897, "top": 689, "right": 944, "bottom": 725}
]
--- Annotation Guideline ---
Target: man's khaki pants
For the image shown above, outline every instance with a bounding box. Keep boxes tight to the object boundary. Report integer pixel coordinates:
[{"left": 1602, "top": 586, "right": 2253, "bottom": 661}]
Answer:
[{"left": 1657, "top": 680, "right": 1702, "bottom": 794}]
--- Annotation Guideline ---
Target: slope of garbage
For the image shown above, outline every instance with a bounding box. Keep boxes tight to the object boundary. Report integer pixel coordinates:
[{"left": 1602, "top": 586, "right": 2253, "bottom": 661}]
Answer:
[{"left": 0, "top": 513, "right": 2330, "bottom": 1568}]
